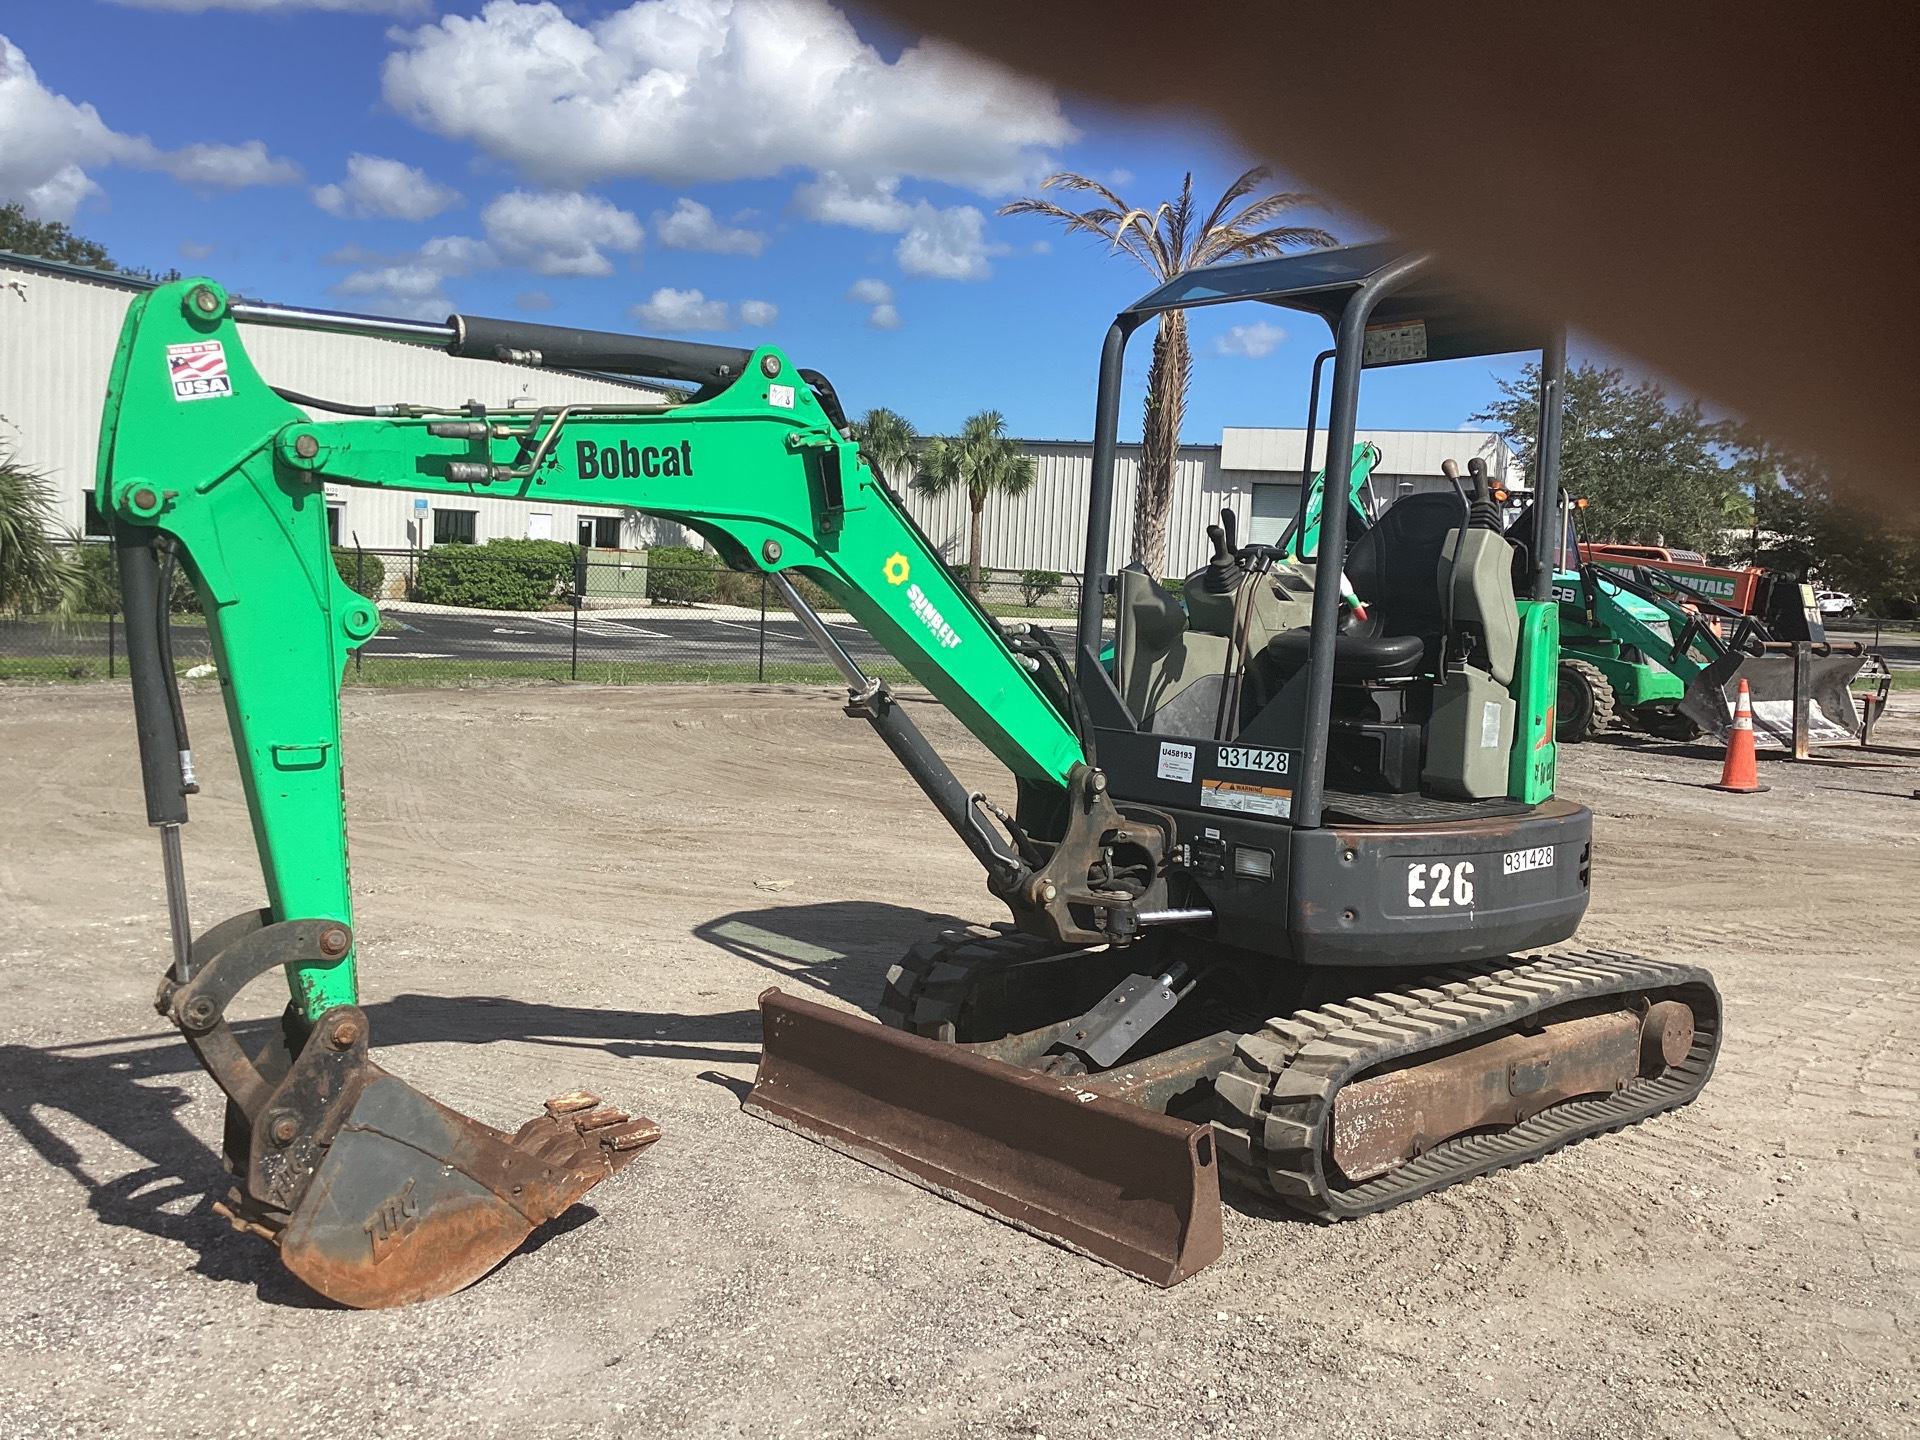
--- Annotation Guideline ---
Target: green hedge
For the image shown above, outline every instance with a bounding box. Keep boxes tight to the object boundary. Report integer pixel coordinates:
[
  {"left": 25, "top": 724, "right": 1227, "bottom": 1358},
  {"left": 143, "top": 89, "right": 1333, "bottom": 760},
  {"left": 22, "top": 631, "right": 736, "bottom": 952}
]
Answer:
[
  {"left": 641, "top": 546, "right": 840, "bottom": 612},
  {"left": 1017, "top": 568, "right": 1062, "bottom": 606},
  {"left": 331, "top": 547, "right": 386, "bottom": 600},
  {"left": 65, "top": 542, "right": 201, "bottom": 615},
  {"left": 646, "top": 545, "right": 721, "bottom": 603},
  {"left": 413, "top": 538, "right": 575, "bottom": 610}
]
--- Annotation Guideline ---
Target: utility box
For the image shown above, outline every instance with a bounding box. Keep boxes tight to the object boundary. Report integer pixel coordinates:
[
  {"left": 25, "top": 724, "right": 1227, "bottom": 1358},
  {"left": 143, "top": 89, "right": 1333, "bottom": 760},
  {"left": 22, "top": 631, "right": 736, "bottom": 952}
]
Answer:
[
  {"left": 1423, "top": 665, "right": 1515, "bottom": 799},
  {"left": 579, "top": 547, "right": 649, "bottom": 606}
]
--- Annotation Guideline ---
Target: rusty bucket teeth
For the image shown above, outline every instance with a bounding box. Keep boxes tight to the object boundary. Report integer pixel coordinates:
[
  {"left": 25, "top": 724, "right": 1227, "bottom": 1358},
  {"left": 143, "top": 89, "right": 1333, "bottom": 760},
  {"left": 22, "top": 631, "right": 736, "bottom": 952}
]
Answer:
[{"left": 275, "top": 1072, "right": 661, "bottom": 1310}]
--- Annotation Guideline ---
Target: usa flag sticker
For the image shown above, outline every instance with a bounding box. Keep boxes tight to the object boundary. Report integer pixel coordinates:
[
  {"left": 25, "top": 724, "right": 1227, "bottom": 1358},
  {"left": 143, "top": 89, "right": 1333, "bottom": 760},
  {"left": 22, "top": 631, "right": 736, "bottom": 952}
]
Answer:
[{"left": 166, "top": 340, "right": 233, "bottom": 402}]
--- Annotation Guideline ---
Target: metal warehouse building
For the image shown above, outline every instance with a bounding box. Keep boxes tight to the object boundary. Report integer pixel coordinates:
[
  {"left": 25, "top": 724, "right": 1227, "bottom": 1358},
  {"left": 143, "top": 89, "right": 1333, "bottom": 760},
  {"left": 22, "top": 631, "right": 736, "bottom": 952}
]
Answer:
[
  {"left": 902, "top": 427, "right": 1521, "bottom": 580},
  {"left": 1, "top": 253, "right": 692, "bottom": 554},
  {"left": 4, "top": 251, "right": 1517, "bottom": 579}
]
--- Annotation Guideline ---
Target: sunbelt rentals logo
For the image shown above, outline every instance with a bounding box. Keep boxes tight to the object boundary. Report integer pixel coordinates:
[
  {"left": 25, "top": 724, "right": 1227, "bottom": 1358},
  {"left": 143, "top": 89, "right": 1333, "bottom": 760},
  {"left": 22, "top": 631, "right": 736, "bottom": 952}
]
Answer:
[{"left": 906, "top": 583, "right": 961, "bottom": 650}]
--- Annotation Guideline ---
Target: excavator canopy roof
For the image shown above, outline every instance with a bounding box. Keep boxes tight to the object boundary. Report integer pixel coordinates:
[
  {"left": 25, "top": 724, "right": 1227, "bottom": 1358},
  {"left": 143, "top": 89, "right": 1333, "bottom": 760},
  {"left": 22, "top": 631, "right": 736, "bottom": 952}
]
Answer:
[{"left": 1120, "top": 239, "right": 1553, "bottom": 365}]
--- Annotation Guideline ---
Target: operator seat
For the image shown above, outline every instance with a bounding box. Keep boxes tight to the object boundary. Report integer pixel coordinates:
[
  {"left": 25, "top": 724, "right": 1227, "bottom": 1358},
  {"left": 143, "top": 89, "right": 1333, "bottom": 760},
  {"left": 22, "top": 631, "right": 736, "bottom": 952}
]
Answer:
[
  {"left": 1264, "top": 491, "right": 1465, "bottom": 682},
  {"left": 1250, "top": 492, "right": 1470, "bottom": 794}
]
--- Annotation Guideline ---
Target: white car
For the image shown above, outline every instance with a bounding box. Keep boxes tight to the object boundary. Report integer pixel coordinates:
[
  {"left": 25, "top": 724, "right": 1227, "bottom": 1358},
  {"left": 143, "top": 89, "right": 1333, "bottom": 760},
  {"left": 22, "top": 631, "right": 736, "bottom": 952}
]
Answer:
[{"left": 1816, "top": 589, "right": 1856, "bottom": 618}]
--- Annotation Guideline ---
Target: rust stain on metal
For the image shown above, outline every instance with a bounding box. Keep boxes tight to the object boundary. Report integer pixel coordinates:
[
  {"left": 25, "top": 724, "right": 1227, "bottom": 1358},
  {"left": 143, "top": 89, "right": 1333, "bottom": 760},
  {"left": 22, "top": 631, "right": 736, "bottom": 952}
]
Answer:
[
  {"left": 745, "top": 987, "right": 1223, "bottom": 1288},
  {"left": 1331, "top": 1004, "right": 1695, "bottom": 1183},
  {"left": 277, "top": 1073, "right": 660, "bottom": 1309}
]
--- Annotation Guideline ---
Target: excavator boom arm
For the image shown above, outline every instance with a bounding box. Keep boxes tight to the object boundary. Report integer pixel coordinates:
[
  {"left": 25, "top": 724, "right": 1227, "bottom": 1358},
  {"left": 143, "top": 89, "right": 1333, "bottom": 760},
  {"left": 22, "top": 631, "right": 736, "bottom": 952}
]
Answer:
[{"left": 98, "top": 279, "right": 1084, "bottom": 1023}]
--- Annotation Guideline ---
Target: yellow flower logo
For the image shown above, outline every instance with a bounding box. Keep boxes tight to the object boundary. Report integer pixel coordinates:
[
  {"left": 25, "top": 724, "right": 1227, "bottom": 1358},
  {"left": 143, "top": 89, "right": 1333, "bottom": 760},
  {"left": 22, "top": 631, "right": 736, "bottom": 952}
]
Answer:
[{"left": 883, "top": 553, "right": 910, "bottom": 586}]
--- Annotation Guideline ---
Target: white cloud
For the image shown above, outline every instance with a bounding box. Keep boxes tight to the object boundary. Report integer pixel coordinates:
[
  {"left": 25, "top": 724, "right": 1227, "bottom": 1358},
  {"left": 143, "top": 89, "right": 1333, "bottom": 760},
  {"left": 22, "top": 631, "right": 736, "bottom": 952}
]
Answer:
[
  {"left": 1211, "top": 321, "right": 1287, "bottom": 359},
  {"left": 0, "top": 35, "right": 299, "bottom": 221},
  {"left": 800, "top": 178, "right": 1003, "bottom": 282},
  {"left": 632, "top": 287, "right": 732, "bottom": 332},
  {"left": 149, "top": 140, "right": 302, "bottom": 189},
  {"left": 895, "top": 203, "right": 997, "bottom": 281},
  {"left": 481, "top": 190, "right": 643, "bottom": 276},
  {"left": 319, "top": 189, "right": 643, "bottom": 314},
  {"left": 382, "top": 0, "right": 1072, "bottom": 192},
  {"left": 109, "top": 0, "right": 429, "bottom": 14},
  {"left": 844, "top": 277, "right": 898, "bottom": 328},
  {"left": 314, "top": 153, "right": 462, "bottom": 221},
  {"left": 329, "top": 234, "right": 493, "bottom": 319},
  {"left": 179, "top": 238, "right": 215, "bottom": 261},
  {"left": 737, "top": 299, "right": 778, "bottom": 327},
  {"left": 793, "top": 173, "right": 913, "bottom": 232},
  {"left": 0, "top": 35, "right": 123, "bottom": 219},
  {"left": 653, "top": 197, "right": 767, "bottom": 256}
]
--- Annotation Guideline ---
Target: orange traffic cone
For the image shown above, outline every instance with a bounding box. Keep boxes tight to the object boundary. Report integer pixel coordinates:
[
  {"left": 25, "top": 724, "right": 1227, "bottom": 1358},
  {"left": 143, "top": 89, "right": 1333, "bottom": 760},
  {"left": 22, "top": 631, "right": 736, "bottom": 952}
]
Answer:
[{"left": 1710, "top": 678, "right": 1769, "bottom": 793}]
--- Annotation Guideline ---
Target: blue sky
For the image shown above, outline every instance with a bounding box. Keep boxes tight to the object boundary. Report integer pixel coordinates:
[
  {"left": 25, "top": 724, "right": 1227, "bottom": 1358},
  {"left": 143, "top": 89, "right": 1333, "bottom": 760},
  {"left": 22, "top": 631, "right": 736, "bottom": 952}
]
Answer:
[{"left": 1, "top": 0, "right": 1534, "bottom": 442}]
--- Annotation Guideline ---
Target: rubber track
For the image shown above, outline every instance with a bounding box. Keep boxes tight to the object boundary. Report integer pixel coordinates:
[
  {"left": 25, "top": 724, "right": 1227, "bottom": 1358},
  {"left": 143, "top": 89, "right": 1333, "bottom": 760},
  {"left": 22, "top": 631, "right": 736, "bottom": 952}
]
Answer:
[
  {"left": 1210, "top": 950, "right": 1721, "bottom": 1220},
  {"left": 876, "top": 925, "right": 1058, "bottom": 1039},
  {"left": 1559, "top": 658, "right": 1619, "bottom": 741}
]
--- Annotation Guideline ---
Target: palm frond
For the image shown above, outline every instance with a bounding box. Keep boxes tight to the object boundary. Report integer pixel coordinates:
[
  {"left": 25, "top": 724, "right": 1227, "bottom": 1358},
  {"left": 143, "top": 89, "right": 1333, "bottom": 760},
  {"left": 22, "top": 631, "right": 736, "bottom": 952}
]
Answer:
[
  {"left": 1033, "top": 170, "right": 1136, "bottom": 215},
  {"left": 1193, "top": 222, "right": 1337, "bottom": 268},
  {"left": 1193, "top": 165, "right": 1274, "bottom": 242},
  {"left": 1218, "top": 189, "right": 1318, "bottom": 234}
]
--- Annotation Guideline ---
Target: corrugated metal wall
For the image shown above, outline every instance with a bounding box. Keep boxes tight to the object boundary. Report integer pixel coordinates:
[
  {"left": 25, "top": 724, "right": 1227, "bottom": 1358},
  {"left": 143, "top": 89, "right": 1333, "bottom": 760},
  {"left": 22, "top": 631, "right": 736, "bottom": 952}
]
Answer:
[
  {"left": 897, "top": 441, "right": 1246, "bottom": 579},
  {"left": 0, "top": 257, "right": 692, "bottom": 550}
]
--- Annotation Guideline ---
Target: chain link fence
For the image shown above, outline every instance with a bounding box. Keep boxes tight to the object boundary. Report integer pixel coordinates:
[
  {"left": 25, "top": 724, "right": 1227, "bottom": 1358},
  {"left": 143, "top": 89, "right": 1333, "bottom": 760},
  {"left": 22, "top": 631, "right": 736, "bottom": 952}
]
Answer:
[{"left": 1, "top": 541, "right": 1089, "bottom": 688}]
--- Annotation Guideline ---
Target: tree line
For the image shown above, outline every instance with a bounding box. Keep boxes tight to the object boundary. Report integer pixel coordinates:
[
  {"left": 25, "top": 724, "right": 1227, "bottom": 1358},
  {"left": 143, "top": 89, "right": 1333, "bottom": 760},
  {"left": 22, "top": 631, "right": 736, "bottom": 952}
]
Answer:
[{"left": 1473, "top": 363, "right": 1920, "bottom": 616}]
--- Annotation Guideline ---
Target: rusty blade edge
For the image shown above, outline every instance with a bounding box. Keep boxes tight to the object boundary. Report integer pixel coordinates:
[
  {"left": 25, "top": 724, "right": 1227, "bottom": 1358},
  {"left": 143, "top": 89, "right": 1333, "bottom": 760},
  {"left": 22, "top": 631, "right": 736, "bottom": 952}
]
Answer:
[
  {"left": 746, "top": 1099, "right": 1207, "bottom": 1281},
  {"left": 744, "top": 989, "right": 1222, "bottom": 1287}
]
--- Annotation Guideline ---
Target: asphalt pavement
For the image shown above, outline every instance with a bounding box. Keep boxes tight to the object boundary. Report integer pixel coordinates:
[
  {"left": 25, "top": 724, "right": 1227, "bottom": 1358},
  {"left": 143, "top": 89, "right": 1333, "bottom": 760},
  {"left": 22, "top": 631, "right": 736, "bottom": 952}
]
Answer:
[{"left": 364, "top": 603, "right": 904, "bottom": 672}]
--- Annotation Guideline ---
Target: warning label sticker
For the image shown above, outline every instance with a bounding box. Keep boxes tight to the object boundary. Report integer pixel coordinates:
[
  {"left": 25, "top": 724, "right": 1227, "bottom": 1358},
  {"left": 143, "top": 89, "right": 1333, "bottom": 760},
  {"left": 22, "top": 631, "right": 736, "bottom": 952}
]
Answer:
[
  {"left": 166, "top": 341, "right": 232, "bottom": 402},
  {"left": 1200, "top": 778, "right": 1292, "bottom": 819}
]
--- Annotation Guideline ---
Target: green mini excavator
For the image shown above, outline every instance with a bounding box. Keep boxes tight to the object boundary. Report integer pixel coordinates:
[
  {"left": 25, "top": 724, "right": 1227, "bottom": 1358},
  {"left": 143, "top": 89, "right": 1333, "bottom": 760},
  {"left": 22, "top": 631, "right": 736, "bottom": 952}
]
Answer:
[{"left": 96, "top": 242, "right": 1719, "bottom": 1305}]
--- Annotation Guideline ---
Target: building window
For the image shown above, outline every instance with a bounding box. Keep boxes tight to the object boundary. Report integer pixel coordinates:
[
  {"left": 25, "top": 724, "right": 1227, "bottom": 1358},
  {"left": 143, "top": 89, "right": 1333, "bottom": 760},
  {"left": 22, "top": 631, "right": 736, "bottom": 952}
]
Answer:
[
  {"left": 326, "top": 505, "right": 343, "bottom": 547},
  {"left": 82, "top": 490, "right": 112, "bottom": 538},
  {"left": 434, "top": 509, "right": 477, "bottom": 545},
  {"left": 578, "top": 515, "right": 621, "bottom": 550}
]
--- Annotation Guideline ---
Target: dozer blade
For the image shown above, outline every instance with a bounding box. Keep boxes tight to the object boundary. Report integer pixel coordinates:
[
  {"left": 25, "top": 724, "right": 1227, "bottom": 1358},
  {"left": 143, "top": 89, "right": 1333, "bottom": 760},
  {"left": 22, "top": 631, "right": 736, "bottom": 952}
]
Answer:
[
  {"left": 162, "top": 915, "right": 660, "bottom": 1309},
  {"left": 1679, "top": 650, "right": 1864, "bottom": 747},
  {"left": 746, "top": 988, "right": 1222, "bottom": 1287}
]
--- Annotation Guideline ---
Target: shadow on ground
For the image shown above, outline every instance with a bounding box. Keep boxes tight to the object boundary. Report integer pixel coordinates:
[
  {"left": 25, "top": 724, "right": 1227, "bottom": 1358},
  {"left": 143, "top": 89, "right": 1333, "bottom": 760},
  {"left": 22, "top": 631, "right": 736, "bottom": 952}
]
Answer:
[
  {"left": 0, "top": 992, "right": 770, "bottom": 1308},
  {"left": 693, "top": 899, "right": 970, "bottom": 1008}
]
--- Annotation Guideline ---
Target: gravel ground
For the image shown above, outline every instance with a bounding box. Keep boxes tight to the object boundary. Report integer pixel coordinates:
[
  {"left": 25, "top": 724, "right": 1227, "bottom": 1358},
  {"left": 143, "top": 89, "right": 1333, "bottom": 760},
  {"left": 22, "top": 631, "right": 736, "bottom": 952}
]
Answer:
[{"left": 1, "top": 682, "right": 1915, "bottom": 1440}]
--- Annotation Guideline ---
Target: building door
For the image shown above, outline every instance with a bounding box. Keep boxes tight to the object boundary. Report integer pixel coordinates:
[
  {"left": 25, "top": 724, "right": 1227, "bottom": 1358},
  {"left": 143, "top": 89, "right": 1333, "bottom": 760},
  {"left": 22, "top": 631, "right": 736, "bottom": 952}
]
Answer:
[
  {"left": 1249, "top": 483, "right": 1301, "bottom": 546},
  {"left": 527, "top": 512, "right": 553, "bottom": 541},
  {"left": 577, "top": 515, "right": 621, "bottom": 550}
]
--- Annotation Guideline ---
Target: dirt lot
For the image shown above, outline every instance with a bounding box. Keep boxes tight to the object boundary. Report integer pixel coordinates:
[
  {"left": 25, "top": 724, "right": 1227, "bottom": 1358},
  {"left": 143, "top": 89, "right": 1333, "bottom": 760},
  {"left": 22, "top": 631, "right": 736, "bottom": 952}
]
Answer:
[{"left": 2, "top": 682, "right": 1915, "bottom": 1440}]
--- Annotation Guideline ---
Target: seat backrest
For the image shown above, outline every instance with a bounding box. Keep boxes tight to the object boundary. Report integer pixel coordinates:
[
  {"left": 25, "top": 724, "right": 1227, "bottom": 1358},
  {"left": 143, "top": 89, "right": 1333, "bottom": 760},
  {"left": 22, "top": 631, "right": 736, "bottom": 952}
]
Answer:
[{"left": 1345, "top": 492, "right": 1463, "bottom": 639}]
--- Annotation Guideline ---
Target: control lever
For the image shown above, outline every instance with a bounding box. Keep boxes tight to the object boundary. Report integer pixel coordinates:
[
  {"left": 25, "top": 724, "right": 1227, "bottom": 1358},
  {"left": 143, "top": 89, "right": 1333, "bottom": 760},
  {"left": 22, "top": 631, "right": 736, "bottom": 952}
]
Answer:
[
  {"left": 1466, "top": 457, "right": 1504, "bottom": 532},
  {"left": 1201, "top": 518, "right": 1245, "bottom": 595}
]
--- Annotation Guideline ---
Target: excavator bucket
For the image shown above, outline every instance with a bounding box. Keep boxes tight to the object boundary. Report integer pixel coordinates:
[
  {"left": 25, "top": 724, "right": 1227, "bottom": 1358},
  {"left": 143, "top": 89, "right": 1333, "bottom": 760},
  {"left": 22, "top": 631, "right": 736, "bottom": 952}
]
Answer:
[
  {"left": 746, "top": 988, "right": 1223, "bottom": 1287},
  {"left": 164, "top": 915, "right": 660, "bottom": 1309},
  {"left": 272, "top": 1060, "right": 659, "bottom": 1309},
  {"left": 1679, "top": 650, "right": 1865, "bottom": 746}
]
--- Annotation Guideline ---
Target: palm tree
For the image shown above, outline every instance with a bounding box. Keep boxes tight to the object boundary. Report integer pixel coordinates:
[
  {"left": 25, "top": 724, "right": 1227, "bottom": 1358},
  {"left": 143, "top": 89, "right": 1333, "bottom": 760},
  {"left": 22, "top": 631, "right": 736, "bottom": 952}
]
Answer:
[
  {"left": 0, "top": 450, "right": 75, "bottom": 614},
  {"left": 912, "top": 410, "right": 1036, "bottom": 593},
  {"left": 1002, "top": 168, "right": 1333, "bottom": 576},
  {"left": 851, "top": 407, "right": 919, "bottom": 491}
]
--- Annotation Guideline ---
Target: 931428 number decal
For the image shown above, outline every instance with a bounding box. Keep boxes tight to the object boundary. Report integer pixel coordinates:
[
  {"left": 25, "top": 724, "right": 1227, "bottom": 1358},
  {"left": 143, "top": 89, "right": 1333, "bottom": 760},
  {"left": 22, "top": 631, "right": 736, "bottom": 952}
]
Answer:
[
  {"left": 1216, "top": 746, "right": 1288, "bottom": 774},
  {"left": 1406, "top": 860, "right": 1475, "bottom": 909}
]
